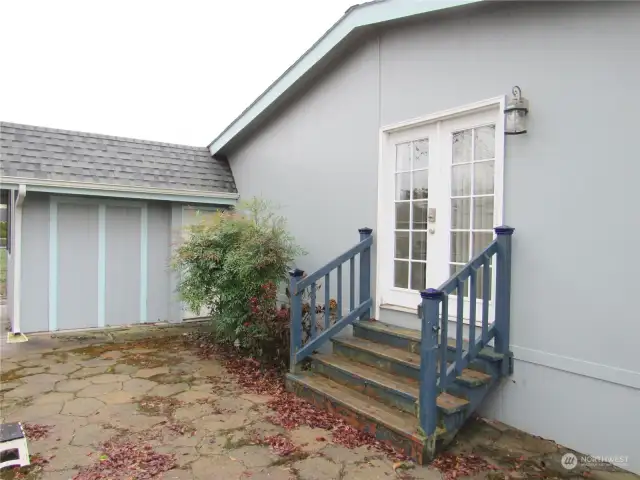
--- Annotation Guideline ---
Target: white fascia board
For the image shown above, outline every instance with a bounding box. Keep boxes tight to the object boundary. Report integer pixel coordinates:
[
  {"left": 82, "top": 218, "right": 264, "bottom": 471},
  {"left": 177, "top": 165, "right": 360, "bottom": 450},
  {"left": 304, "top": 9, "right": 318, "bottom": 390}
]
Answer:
[
  {"left": 208, "top": 0, "right": 482, "bottom": 155},
  {"left": 0, "top": 177, "right": 239, "bottom": 205}
]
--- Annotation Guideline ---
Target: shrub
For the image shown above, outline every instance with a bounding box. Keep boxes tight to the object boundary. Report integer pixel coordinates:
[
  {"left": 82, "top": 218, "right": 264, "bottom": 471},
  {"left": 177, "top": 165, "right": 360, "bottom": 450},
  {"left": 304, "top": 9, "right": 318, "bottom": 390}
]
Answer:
[{"left": 172, "top": 198, "right": 305, "bottom": 364}]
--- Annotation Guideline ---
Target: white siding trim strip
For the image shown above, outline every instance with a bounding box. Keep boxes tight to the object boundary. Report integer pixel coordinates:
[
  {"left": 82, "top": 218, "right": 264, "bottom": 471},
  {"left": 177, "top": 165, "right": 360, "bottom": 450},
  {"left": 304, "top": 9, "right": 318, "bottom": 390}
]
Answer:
[
  {"left": 48, "top": 197, "right": 58, "bottom": 331},
  {"left": 97, "top": 204, "right": 106, "bottom": 328},
  {"left": 511, "top": 345, "right": 640, "bottom": 390},
  {"left": 12, "top": 185, "right": 26, "bottom": 334},
  {"left": 140, "top": 204, "right": 149, "bottom": 323}
]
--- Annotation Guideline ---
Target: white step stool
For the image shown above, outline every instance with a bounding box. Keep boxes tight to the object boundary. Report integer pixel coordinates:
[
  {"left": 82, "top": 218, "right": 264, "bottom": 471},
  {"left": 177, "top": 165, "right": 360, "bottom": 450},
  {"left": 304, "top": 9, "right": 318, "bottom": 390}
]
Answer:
[{"left": 0, "top": 422, "right": 30, "bottom": 470}]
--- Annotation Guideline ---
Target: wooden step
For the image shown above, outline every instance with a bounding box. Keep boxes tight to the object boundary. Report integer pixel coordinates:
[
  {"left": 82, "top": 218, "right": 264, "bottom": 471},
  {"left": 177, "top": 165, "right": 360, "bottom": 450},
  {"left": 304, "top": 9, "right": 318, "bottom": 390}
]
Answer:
[
  {"left": 312, "top": 353, "right": 469, "bottom": 415},
  {"left": 332, "top": 336, "right": 492, "bottom": 388},
  {"left": 354, "top": 319, "right": 505, "bottom": 363},
  {"left": 286, "top": 371, "right": 439, "bottom": 463}
]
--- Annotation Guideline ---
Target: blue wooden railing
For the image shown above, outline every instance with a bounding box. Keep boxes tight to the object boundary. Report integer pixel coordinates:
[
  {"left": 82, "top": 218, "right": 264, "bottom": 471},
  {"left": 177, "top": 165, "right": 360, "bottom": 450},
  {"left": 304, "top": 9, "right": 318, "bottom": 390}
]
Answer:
[
  {"left": 418, "top": 226, "right": 514, "bottom": 438},
  {"left": 289, "top": 228, "right": 373, "bottom": 372}
]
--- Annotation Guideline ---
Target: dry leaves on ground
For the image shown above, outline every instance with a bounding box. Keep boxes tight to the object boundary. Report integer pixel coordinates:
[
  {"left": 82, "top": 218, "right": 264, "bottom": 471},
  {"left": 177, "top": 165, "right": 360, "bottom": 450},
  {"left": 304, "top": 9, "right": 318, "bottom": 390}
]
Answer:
[
  {"left": 431, "top": 452, "right": 498, "bottom": 480},
  {"left": 258, "top": 434, "right": 300, "bottom": 456},
  {"left": 188, "top": 333, "right": 404, "bottom": 460},
  {"left": 22, "top": 423, "right": 53, "bottom": 440},
  {"left": 73, "top": 441, "right": 176, "bottom": 480}
]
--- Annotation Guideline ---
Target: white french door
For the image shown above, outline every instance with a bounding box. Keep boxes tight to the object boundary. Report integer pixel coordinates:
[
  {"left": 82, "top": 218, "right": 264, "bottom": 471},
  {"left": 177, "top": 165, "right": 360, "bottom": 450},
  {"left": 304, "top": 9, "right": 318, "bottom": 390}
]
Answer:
[{"left": 378, "top": 103, "right": 504, "bottom": 322}]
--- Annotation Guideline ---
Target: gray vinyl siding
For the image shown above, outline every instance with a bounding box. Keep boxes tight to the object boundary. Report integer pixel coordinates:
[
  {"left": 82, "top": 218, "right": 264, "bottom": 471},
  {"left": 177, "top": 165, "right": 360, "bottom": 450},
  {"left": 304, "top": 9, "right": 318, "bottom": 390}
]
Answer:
[
  {"left": 229, "top": 40, "right": 380, "bottom": 292},
  {"left": 227, "top": 2, "right": 640, "bottom": 472},
  {"left": 147, "top": 203, "right": 172, "bottom": 323},
  {"left": 20, "top": 193, "right": 50, "bottom": 333},
  {"left": 57, "top": 202, "right": 100, "bottom": 330},
  {"left": 105, "top": 205, "right": 142, "bottom": 326}
]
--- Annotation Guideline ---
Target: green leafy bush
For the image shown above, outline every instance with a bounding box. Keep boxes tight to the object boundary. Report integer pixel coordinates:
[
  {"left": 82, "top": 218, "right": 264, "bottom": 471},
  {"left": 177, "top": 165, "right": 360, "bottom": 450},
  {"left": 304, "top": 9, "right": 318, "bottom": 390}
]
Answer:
[{"left": 172, "top": 198, "right": 305, "bottom": 364}]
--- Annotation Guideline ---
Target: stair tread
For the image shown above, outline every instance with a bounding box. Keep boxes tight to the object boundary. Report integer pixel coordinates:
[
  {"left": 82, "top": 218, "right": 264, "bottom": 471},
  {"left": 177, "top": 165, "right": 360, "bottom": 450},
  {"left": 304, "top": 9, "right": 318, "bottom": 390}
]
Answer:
[
  {"left": 313, "top": 353, "right": 470, "bottom": 414},
  {"left": 333, "top": 336, "right": 492, "bottom": 386},
  {"left": 356, "top": 320, "right": 504, "bottom": 361},
  {"left": 356, "top": 320, "right": 421, "bottom": 341},
  {"left": 289, "top": 371, "right": 423, "bottom": 439},
  {"left": 314, "top": 353, "right": 420, "bottom": 397},
  {"left": 334, "top": 336, "right": 420, "bottom": 368}
]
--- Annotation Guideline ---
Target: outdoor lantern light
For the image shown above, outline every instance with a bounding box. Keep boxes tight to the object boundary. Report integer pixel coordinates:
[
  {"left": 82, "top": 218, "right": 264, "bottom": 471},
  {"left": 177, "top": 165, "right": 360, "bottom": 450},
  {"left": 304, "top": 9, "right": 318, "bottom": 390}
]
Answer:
[{"left": 504, "top": 86, "right": 529, "bottom": 135}]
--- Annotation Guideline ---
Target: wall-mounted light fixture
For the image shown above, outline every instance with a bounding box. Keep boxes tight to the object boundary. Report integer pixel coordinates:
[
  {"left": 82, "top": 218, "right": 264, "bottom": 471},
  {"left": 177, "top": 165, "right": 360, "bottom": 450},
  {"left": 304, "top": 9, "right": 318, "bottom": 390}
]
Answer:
[{"left": 504, "top": 86, "right": 529, "bottom": 135}]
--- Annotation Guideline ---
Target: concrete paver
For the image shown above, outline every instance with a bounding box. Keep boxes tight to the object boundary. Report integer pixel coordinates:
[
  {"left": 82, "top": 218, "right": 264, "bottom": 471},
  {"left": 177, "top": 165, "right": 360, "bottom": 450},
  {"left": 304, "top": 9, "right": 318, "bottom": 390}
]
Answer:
[{"left": 1, "top": 325, "right": 636, "bottom": 480}]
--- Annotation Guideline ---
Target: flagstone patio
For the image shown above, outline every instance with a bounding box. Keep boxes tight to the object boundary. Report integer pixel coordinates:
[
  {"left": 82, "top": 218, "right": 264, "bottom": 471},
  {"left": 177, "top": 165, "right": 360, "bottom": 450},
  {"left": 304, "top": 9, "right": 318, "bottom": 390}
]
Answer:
[{"left": 0, "top": 325, "right": 636, "bottom": 480}]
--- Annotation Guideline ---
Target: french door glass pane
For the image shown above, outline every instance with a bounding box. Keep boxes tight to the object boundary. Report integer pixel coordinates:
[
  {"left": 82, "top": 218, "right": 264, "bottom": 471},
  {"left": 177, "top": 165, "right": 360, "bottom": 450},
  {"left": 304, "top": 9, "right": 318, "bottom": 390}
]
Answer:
[
  {"left": 412, "top": 201, "right": 428, "bottom": 230},
  {"left": 452, "top": 164, "right": 471, "bottom": 196},
  {"left": 451, "top": 198, "right": 471, "bottom": 229},
  {"left": 396, "top": 142, "right": 411, "bottom": 171},
  {"left": 410, "top": 262, "right": 426, "bottom": 290},
  {"left": 473, "top": 197, "right": 494, "bottom": 230},
  {"left": 395, "top": 232, "right": 410, "bottom": 259},
  {"left": 412, "top": 170, "right": 429, "bottom": 199},
  {"left": 452, "top": 130, "right": 472, "bottom": 164},
  {"left": 395, "top": 173, "right": 411, "bottom": 200},
  {"left": 414, "top": 139, "right": 429, "bottom": 168},
  {"left": 394, "top": 261, "right": 409, "bottom": 288},
  {"left": 474, "top": 126, "right": 496, "bottom": 160},
  {"left": 412, "top": 231, "right": 428, "bottom": 260},
  {"left": 450, "top": 232, "right": 470, "bottom": 263},
  {"left": 395, "top": 202, "right": 410, "bottom": 229},
  {"left": 474, "top": 161, "right": 494, "bottom": 195}
]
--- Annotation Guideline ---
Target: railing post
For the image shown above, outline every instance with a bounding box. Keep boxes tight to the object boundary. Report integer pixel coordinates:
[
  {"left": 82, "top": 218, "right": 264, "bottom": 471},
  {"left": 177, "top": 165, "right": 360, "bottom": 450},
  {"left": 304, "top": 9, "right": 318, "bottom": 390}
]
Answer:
[
  {"left": 419, "top": 288, "right": 442, "bottom": 457},
  {"left": 358, "top": 227, "right": 373, "bottom": 320},
  {"left": 494, "top": 226, "right": 515, "bottom": 375},
  {"left": 289, "top": 268, "right": 305, "bottom": 373}
]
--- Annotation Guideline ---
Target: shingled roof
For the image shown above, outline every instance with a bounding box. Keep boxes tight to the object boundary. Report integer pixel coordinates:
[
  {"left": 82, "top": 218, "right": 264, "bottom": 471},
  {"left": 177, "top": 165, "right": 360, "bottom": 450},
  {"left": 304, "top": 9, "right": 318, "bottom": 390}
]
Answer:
[{"left": 0, "top": 122, "right": 237, "bottom": 194}]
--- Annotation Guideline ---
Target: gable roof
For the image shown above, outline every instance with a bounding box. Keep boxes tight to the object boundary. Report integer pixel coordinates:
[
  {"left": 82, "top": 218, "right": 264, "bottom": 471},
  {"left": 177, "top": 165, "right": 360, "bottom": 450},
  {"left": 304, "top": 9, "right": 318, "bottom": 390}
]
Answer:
[
  {"left": 1, "top": 122, "right": 238, "bottom": 201},
  {"left": 208, "top": 0, "right": 482, "bottom": 155}
]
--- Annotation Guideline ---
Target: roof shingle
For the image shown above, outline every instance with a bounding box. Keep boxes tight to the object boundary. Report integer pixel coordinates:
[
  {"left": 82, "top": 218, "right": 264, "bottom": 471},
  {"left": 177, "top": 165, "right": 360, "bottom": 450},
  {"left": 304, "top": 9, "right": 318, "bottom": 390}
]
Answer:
[{"left": 0, "top": 122, "right": 237, "bottom": 194}]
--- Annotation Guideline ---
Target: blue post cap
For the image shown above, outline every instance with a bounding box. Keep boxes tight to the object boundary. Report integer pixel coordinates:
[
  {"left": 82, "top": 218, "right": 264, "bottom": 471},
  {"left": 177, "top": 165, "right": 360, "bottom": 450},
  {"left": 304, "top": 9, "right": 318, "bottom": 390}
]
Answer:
[
  {"left": 494, "top": 226, "right": 515, "bottom": 235},
  {"left": 420, "top": 288, "right": 444, "bottom": 299},
  {"left": 289, "top": 268, "right": 305, "bottom": 277},
  {"left": 358, "top": 227, "right": 373, "bottom": 235}
]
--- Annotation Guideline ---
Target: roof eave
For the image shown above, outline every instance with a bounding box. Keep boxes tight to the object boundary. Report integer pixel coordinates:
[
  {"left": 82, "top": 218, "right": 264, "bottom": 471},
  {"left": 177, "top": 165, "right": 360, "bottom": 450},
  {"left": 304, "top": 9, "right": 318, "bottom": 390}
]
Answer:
[
  {"left": 208, "top": 0, "right": 483, "bottom": 155},
  {"left": 0, "top": 177, "right": 239, "bottom": 206}
]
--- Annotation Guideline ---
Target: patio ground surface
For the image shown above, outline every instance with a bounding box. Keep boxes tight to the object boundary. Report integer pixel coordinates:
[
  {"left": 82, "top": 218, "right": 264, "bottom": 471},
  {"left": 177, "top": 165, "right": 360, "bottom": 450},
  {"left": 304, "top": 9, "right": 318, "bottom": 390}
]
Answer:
[{"left": 0, "top": 323, "right": 636, "bottom": 480}]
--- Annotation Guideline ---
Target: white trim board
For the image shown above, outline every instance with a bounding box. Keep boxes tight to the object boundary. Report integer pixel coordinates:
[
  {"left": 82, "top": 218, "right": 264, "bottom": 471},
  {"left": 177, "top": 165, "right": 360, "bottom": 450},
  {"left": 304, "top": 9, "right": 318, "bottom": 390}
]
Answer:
[
  {"left": 12, "top": 186, "right": 26, "bottom": 334},
  {"left": 208, "top": 0, "right": 483, "bottom": 154},
  {"left": 2, "top": 176, "right": 238, "bottom": 205},
  {"left": 511, "top": 346, "right": 640, "bottom": 390},
  {"left": 380, "top": 96, "right": 506, "bottom": 133}
]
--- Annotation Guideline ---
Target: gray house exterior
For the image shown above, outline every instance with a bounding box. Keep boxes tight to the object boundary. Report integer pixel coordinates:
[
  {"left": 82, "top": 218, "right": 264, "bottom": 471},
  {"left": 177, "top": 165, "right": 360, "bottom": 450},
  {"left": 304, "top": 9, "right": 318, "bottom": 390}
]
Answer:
[
  {"left": 2, "top": 0, "right": 638, "bottom": 473},
  {"left": 208, "top": 0, "right": 640, "bottom": 474},
  {"left": 1, "top": 122, "right": 237, "bottom": 334}
]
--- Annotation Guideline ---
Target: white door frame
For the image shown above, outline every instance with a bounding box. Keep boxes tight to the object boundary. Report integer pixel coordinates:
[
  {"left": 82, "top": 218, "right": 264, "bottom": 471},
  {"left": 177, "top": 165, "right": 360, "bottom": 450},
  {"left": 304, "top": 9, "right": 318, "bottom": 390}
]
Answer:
[{"left": 374, "top": 96, "right": 506, "bottom": 321}]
